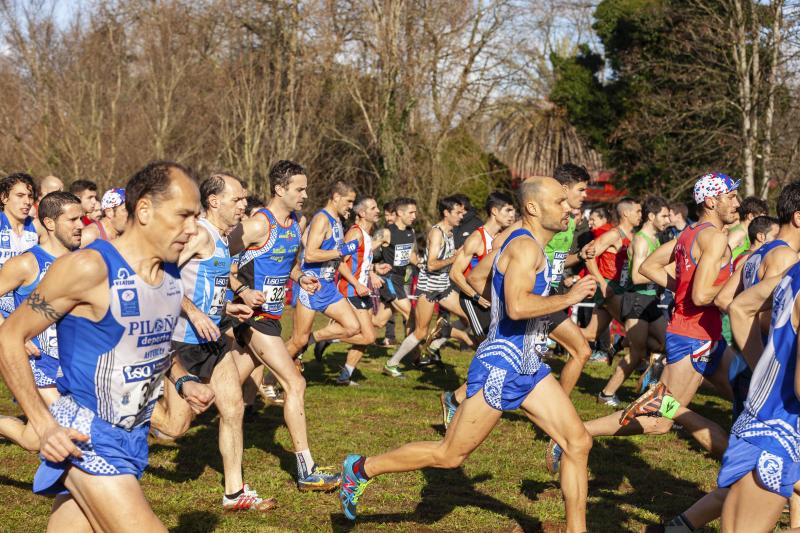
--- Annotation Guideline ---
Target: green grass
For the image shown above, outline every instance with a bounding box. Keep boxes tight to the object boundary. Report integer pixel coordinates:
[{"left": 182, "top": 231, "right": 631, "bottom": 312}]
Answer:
[{"left": 0, "top": 319, "right": 784, "bottom": 532}]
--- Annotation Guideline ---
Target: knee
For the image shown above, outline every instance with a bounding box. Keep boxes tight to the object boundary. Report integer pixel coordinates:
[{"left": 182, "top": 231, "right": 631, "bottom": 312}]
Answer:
[
  {"left": 645, "top": 418, "right": 673, "bottom": 436},
  {"left": 285, "top": 373, "right": 307, "bottom": 396},
  {"left": 343, "top": 320, "right": 360, "bottom": 339},
  {"left": 572, "top": 341, "right": 591, "bottom": 364},
  {"left": 217, "top": 394, "right": 245, "bottom": 422},
  {"left": 562, "top": 429, "right": 593, "bottom": 458},
  {"left": 361, "top": 327, "right": 376, "bottom": 346},
  {"left": 432, "top": 446, "right": 468, "bottom": 469}
]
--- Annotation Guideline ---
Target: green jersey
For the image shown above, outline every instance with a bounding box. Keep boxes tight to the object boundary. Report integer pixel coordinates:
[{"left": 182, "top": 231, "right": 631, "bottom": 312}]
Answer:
[
  {"left": 545, "top": 217, "right": 576, "bottom": 288},
  {"left": 730, "top": 223, "right": 750, "bottom": 261},
  {"left": 625, "top": 230, "right": 660, "bottom": 295}
]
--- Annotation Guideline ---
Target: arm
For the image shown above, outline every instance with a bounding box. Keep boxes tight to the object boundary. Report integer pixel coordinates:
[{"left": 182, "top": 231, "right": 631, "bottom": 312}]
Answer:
[
  {"left": 303, "top": 215, "right": 340, "bottom": 263},
  {"left": 450, "top": 231, "right": 489, "bottom": 307},
  {"left": 177, "top": 226, "right": 211, "bottom": 268},
  {"left": 714, "top": 259, "right": 745, "bottom": 313},
  {"left": 629, "top": 235, "right": 651, "bottom": 286},
  {"left": 728, "top": 227, "right": 745, "bottom": 253},
  {"left": 584, "top": 230, "right": 618, "bottom": 288},
  {"left": 502, "top": 238, "right": 596, "bottom": 320},
  {"left": 763, "top": 247, "right": 799, "bottom": 279},
  {"left": 467, "top": 248, "right": 498, "bottom": 300},
  {"left": 640, "top": 239, "right": 677, "bottom": 291},
  {"left": 426, "top": 228, "right": 457, "bottom": 272},
  {"left": 730, "top": 273, "right": 783, "bottom": 369},
  {"left": 0, "top": 254, "right": 40, "bottom": 355},
  {"left": 692, "top": 228, "right": 730, "bottom": 306},
  {"left": 337, "top": 228, "right": 369, "bottom": 296},
  {"left": 181, "top": 296, "right": 220, "bottom": 342},
  {"left": 80, "top": 223, "right": 100, "bottom": 248}
]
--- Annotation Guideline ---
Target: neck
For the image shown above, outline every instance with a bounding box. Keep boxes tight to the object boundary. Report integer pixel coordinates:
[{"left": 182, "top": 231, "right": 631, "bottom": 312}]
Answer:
[
  {"left": 100, "top": 218, "right": 119, "bottom": 239},
  {"left": 641, "top": 221, "right": 657, "bottom": 237},
  {"left": 266, "top": 197, "right": 291, "bottom": 224},
  {"left": 484, "top": 217, "right": 502, "bottom": 236},
  {"left": 324, "top": 201, "right": 339, "bottom": 219},
  {"left": 438, "top": 218, "right": 452, "bottom": 232},
  {"left": 675, "top": 220, "right": 687, "bottom": 230},
  {"left": 777, "top": 225, "right": 800, "bottom": 251},
  {"left": 356, "top": 218, "right": 373, "bottom": 233},
  {"left": 699, "top": 210, "right": 724, "bottom": 230},
  {"left": 41, "top": 235, "right": 71, "bottom": 258},
  {"left": 394, "top": 219, "right": 407, "bottom": 230},
  {"left": 521, "top": 216, "right": 554, "bottom": 247},
  {"left": 113, "top": 227, "right": 163, "bottom": 279},
  {"left": 204, "top": 210, "right": 230, "bottom": 235},
  {"left": 5, "top": 211, "right": 25, "bottom": 231},
  {"left": 618, "top": 219, "right": 634, "bottom": 234}
]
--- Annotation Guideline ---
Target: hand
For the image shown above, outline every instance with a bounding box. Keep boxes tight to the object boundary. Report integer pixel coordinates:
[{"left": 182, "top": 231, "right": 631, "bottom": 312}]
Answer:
[
  {"left": 225, "top": 302, "right": 253, "bottom": 321},
  {"left": 567, "top": 276, "right": 596, "bottom": 304},
  {"left": 299, "top": 275, "right": 320, "bottom": 294},
  {"left": 477, "top": 295, "right": 491, "bottom": 309},
  {"left": 355, "top": 282, "right": 371, "bottom": 297},
  {"left": 580, "top": 241, "right": 596, "bottom": 260},
  {"left": 375, "top": 263, "right": 392, "bottom": 275},
  {"left": 240, "top": 288, "right": 266, "bottom": 308},
  {"left": 181, "top": 381, "right": 215, "bottom": 414},
  {"left": 563, "top": 275, "right": 578, "bottom": 288},
  {"left": 38, "top": 423, "right": 89, "bottom": 462},
  {"left": 187, "top": 308, "right": 221, "bottom": 342},
  {"left": 369, "top": 272, "right": 384, "bottom": 289},
  {"left": 24, "top": 340, "right": 40, "bottom": 357}
]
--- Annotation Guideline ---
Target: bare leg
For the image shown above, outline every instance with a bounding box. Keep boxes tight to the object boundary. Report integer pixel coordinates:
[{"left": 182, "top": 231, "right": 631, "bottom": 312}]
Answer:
[
  {"left": 209, "top": 353, "right": 246, "bottom": 493},
  {"left": 721, "top": 471, "right": 785, "bottom": 533},
  {"left": 47, "top": 494, "right": 94, "bottom": 533},
  {"left": 0, "top": 386, "right": 60, "bottom": 451},
  {"left": 602, "top": 318, "right": 647, "bottom": 397},
  {"left": 285, "top": 301, "right": 318, "bottom": 358},
  {"left": 150, "top": 376, "right": 194, "bottom": 438},
  {"left": 681, "top": 488, "right": 728, "bottom": 530},
  {"left": 550, "top": 319, "right": 592, "bottom": 395},
  {"left": 314, "top": 302, "right": 374, "bottom": 345}
]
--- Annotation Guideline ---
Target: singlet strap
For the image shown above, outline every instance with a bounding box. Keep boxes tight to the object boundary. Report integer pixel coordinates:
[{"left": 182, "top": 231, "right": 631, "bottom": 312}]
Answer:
[{"left": 687, "top": 222, "right": 716, "bottom": 266}]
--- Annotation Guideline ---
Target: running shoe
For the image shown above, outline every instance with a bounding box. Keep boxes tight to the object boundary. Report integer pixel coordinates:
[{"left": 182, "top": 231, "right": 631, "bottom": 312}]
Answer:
[
  {"left": 340, "top": 454, "right": 372, "bottom": 521},
  {"left": 222, "top": 484, "right": 277, "bottom": 512},
  {"left": 589, "top": 350, "right": 609, "bottom": 364},
  {"left": 297, "top": 466, "right": 341, "bottom": 492},
  {"left": 382, "top": 363, "right": 405, "bottom": 378},
  {"left": 379, "top": 338, "right": 396, "bottom": 347},
  {"left": 597, "top": 391, "right": 621, "bottom": 407},
  {"left": 413, "top": 354, "right": 434, "bottom": 367},
  {"left": 545, "top": 439, "right": 562, "bottom": 475},
  {"left": 426, "top": 317, "right": 448, "bottom": 345},
  {"left": 619, "top": 382, "right": 679, "bottom": 426},
  {"left": 257, "top": 384, "right": 285, "bottom": 407},
  {"left": 336, "top": 367, "right": 359, "bottom": 387},
  {"left": 440, "top": 391, "right": 457, "bottom": 429},
  {"left": 637, "top": 353, "right": 665, "bottom": 394},
  {"left": 427, "top": 346, "right": 443, "bottom": 365},
  {"left": 314, "top": 339, "right": 332, "bottom": 362}
]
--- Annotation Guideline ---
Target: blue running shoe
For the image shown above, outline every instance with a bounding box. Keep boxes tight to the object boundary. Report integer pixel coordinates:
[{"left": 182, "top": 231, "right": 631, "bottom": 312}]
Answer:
[
  {"left": 545, "top": 439, "right": 562, "bottom": 475},
  {"left": 589, "top": 350, "right": 609, "bottom": 364},
  {"left": 297, "top": 466, "right": 340, "bottom": 492},
  {"left": 440, "top": 391, "right": 458, "bottom": 429},
  {"left": 340, "top": 454, "right": 372, "bottom": 520}
]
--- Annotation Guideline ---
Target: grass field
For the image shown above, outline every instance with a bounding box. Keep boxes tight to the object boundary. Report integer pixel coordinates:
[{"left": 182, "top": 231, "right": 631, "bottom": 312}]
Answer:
[{"left": 0, "top": 316, "right": 785, "bottom": 532}]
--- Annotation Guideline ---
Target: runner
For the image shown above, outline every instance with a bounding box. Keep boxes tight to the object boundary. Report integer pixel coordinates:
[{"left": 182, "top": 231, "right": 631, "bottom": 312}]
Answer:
[
  {"left": 338, "top": 177, "right": 596, "bottom": 532},
  {"left": 231, "top": 160, "right": 340, "bottom": 492},
  {"left": 597, "top": 196, "right": 670, "bottom": 407},
  {"left": 68, "top": 179, "right": 98, "bottom": 226},
  {"left": 383, "top": 196, "right": 466, "bottom": 377},
  {"left": 547, "top": 172, "right": 741, "bottom": 477},
  {"left": 0, "top": 161, "right": 215, "bottom": 531},
  {"left": 0, "top": 192, "right": 82, "bottom": 451},
  {"left": 81, "top": 188, "right": 128, "bottom": 246},
  {"left": 727, "top": 196, "right": 769, "bottom": 261},
  {"left": 149, "top": 172, "right": 276, "bottom": 511},
  {"left": 284, "top": 181, "right": 361, "bottom": 361},
  {"left": 0, "top": 173, "right": 39, "bottom": 318}
]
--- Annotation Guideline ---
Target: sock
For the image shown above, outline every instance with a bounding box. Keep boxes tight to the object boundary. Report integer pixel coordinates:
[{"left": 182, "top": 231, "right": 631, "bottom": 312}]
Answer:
[
  {"left": 345, "top": 364, "right": 355, "bottom": 375},
  {"left": 225, "top": 487, "right": 244, "bottom": 500},
  {"left": 430, "top": 337, "right": 448, "bottom": 350},
  {"left": 665, "top": 513, "right": 694, "bottom": 532},
  {"left": 388, "top": 335, "right": 421, "bottom": 366},
  {"left": 296, "top": 449, "right": 315, "bottom": 479},
  {"left": 353, "top": 456, "right": 370, "bottom": 480}
]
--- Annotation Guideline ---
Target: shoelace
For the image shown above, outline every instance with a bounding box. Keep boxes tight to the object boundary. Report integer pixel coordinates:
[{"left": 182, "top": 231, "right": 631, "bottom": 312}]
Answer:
[{"left": 350, "top": 478, "right": 372, "bottom": 504}]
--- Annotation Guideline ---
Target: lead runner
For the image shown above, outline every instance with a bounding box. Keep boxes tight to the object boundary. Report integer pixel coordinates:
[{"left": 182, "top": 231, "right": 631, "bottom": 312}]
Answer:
[{"left": 0, "top": 161, "right": 215, "bottom": 532}]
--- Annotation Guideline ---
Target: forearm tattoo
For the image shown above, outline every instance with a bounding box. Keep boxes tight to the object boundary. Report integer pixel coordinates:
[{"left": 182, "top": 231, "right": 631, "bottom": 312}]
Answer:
[{"left": 26, "top": 291, "right": 65, "bottom": 322}]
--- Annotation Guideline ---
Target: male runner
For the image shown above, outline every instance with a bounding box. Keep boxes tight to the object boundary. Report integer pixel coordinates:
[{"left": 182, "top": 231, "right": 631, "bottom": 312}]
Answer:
[
  {"left": 284, "top": 181, "right": 361, "bottom": 360},
  {"left": 339, "top": 177, "right": 596, "bottom": 532},
  {"left": 727, "top": 196, "right": 769, "bottom": 261},
  {"left": 597, "top": 196, "right": 670, "bottom": 406},
  {"left": 81, "top": 188, "right": 128, "bottom": 246},
  {"left": 383, "top": 196, "right": 465, "bottom": 377},
  {"left": 375, "top": 200, "right": 399, "bottom": 346},
  {"left": 0, "top": 161, "right": 215, "bottom": 531},
  {"left": 0, "top": 173, "right": 39, "bottom": 317},
  {"left": 231, "top": 160, "right": 340, "bottom": 491},
  {"left": 69, "top": 179, "right": 98, "bottom": 225},
  {"left": 547, "top": 173, "right": 740, "bottom": 477},
  {"left": 0, "top": 192, "right": 83, "bottom": 451},
  {"left": 149, "top": 173, "right": 276, "bottom": 511}
]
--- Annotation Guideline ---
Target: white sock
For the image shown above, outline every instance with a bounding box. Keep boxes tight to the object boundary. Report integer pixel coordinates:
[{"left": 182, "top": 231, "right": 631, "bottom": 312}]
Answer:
[
  {"left": 296, "top": 449, "right": 315, "bottom": 479},
  {"left": 388, "top": 335, "right": 422, "bottom": 366},
  {"left": 345, "top": 364, "right": 355, "bottom": 375},
  {"left": 430, "top": 337, "right": 448, "bottom": 350}
]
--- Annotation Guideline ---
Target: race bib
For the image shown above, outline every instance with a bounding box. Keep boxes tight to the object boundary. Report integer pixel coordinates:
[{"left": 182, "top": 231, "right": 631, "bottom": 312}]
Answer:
[
  {"left": 618, "top": 259, "right": 630, "bottom": 287},
  {"left": 393, "top": 243, "right": 412, "bottom": 267},
  {"left": 532, "top": 319, "right": 549, "bottom": 353},
  {"left": 551, "top": 251, "right": 567, "bottom": 283},
  {"left": 261, "top": 275, "right": 289, "bottom": 311},
  {"left": 208, "top": 276, "right": 229, "bottom": 316}
]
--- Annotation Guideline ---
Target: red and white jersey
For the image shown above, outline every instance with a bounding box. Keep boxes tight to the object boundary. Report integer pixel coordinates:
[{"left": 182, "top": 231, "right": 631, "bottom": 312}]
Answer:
[{"left": 338, "top": 224, "right": 373, "bottom": 297}]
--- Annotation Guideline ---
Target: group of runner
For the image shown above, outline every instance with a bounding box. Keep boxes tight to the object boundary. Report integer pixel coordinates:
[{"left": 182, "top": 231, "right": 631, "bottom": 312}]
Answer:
[{"left": 0, "top": 161, "right": 795, "bottom": 532}]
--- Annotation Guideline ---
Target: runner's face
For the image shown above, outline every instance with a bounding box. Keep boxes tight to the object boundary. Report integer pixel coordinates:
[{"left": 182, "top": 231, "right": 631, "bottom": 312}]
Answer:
[
  {"left": 715, "top": 191, "right": 740, "bottom": 225},
  {"left": 149, "top": 175, "right": 201, "bottom": 262},
  {"left": 652, "top": 207, "right": 670, "bottom": 232},
  {"left": 397, "top": 204, "right": 416, "bottom": 226},
  {"left": 565, "top": 181, "right": 588, "bottom": 209},
  {"left": 626, "top": 203, "right": 642, "bottom": 226},
  {"left": 588, "top": 212, "right": 605, "bottom": 229},
  {"left": 280, "top": 174, "right": 308, "bottom": 212},
  {"left": 2, "top": 182, "right": 33, "bottom": 221},
  {"left": 766, "top": 223, "right": 780, "bottom": 242},
  {"left": 496, "top": 204, "right": 515, "bottom": 229},
  {"left": 538, "top": 181, "right": 570, "bottom": 232},
  {"left": 217, "top": 177, "right": 247, "bottom": 228},
  {"left": 80, "top": 190, "right": 97, "bottom": 216},
  {"left": 445, "top": 204, "right": 464, "bottom": 226},
  {"left": 362, "top": 199, "right": 380, "bottom": 224},
  {"left": 335, "top": 191, "right": 356, "bottom": 218},
  {"left": 53, "top": 203, "right": 84, "bottom": 250},
  {"left": 384, "top": 210, "right": 396, "bottom": 225},
  {"left": 108, "top": 204, "right": 128, "bottom": 234}
]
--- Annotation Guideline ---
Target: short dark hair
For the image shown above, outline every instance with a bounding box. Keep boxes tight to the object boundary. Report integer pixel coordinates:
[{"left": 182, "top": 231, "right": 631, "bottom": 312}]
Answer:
[
  {"left": 554, "top": 163, "right": 590, "bottom": 186},
  {"left": 330, "top": 180, "right": 355, "bottom": 199},
  {"left": 383, "top": 199, "right": 397, "bottom": 214},
  {"left": 0, "top": 172, "right": 36, "bottom": 205},
  {"left": 739, "top": 196, "right": 769, "bottom": 219},
  {"left": 269, "top": 160, "right": 305, "bottom": 196},
  {"left": 437, "top": 195, "right": 460, "bottom": 217},
  {"left": 669, "top": 202, "right": 688, "bottom": 219},
  {"left": 246, "top": 195, "right": 264, "bottom": 215},
  {"left": 38, "top": 191, "right": 81, "bottom": 225},
  {"left": 616, "top": 196, "right": 638, "bottom": 218},
  {"left": 591, "top": 206, "right": 610, "bottom": 220},
  {"left": 354, "top": 197, "right": 375, "bottom": 217},
  {"left": 748, "top": 215, "right": 778, "bottom": 242},
  {"left": 451, "top": 193, "right": 471, "bottom": 211},
  {"left": 125, "top": 161, "right": 195, "bottom": 219},
  {"left": 68, "top": 179, "right": 97, "bottom": 196},
  {"left": 777, "top": 181, "right": 800, "bottom": 225},
  {"left": 485, "top": 191, "right": 513, "bottom": 216},
  {"left": 394, "top": 197, "right": 416, "bottom": 212},
  {"left": 199, "top": 173, "right": 234, "bottom": 210},
  {"left": 643, "top": 196, "right": 669, "bottom": 219}
]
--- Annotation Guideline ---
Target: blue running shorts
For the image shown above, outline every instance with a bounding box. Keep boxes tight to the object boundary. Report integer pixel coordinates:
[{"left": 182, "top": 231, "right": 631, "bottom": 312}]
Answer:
[
  {"left": 718, "top": 434, "right": 800, "bottom": 499},
  {"left": 29, "top": 354, "right": 60, "bottom": 388},
  {"left": 298, "top": 279, "right": 342, "bottom": 312},
  {"left": 665, "top": 332, "right": 726, "bottom": 377},
  {"left": 466, "top": 345, "right": 551, "bottom": 411},
  {"left": 34, "top": 395, "right": 149, "bottom": 495}
]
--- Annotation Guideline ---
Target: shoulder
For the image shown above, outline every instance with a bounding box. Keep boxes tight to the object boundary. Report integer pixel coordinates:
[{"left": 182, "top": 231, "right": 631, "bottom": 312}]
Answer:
[{"left": 51, "top": 248, "right": 108, "bottom": 285}]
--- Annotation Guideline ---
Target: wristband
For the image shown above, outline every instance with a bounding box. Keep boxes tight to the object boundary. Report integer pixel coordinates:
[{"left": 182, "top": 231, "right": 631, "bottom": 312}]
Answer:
[
  {"left": 339, "top": 239, "right": 360, "bottom": 256},
  {"left": 471, "top": 293, "right": 481, "bottom": 303},
  {"left": 175, "top": 374, "right": 201, "bottom": 398},
  {"left": 234, "top": 284, "right": 249, "bottom": 296}
]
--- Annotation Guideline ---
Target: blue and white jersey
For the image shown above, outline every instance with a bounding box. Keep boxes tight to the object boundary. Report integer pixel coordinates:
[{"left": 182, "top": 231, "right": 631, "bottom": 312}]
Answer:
[
  {"left": 301, "top": 210, "right": 343, "bottom": 282},
  {"left": 13, "top": 246, "right": 58, "bottom": 358},
  {"left": 172, "top": 219, "right": 232, "bottom": 344},
  {"left": 237, "top": 208, "right": 301, "bottom": 318},
  {"left": 477, "top": 228, "right": 552, "bottom": 375},
  {"left": 731, "top": 261, "right": 800, "bottom": 462},
  {"left": 0, "top": 212, "right": 38, "bottom": 316},
  {"left": 55, "top": 240, "right": 183, "bottom": 430},
  {"left": 742, "top": 240, "right": 789, "bottom": 290}
]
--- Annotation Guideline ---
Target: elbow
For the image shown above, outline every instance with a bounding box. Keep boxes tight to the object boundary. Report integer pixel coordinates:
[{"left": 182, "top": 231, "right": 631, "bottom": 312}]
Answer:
[
  {"left": 714, "top": 295, "right": 731, "bottom": 314},
  {"left": 692, "top": 290, "right": 713, "bottom": 307},
  {"left": 505, "top": 303, "right": 523, "bottom": 321}
]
